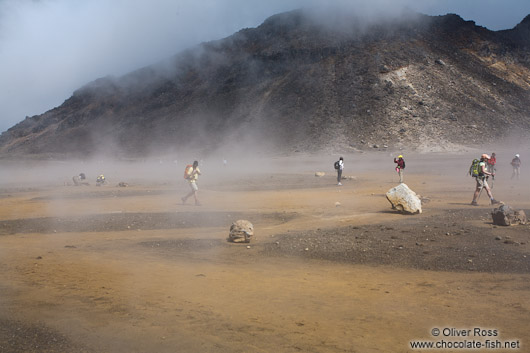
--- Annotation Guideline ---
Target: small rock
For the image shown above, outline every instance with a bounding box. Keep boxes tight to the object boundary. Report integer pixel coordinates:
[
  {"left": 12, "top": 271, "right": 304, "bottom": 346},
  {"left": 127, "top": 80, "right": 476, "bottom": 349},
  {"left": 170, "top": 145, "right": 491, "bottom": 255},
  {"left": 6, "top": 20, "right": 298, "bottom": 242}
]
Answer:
[{"left": 228, "top": 220, "right": 254, "bottom": 243}]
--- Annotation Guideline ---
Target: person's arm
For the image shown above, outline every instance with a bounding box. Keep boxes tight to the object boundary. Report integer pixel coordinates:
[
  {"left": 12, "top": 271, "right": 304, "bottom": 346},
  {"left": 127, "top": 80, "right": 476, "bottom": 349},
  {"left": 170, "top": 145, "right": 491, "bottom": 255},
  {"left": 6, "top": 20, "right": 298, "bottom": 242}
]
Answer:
[{"left": 482, "top": 163, "right": 493, "bottom": 176}]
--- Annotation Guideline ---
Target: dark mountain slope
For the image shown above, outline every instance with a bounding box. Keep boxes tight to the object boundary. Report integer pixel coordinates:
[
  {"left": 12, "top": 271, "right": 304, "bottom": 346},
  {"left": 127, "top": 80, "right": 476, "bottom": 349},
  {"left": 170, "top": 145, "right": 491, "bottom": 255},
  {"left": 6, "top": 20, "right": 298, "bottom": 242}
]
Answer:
[{"left": 1, "top": 9, "right": 529, "bottom": 158}]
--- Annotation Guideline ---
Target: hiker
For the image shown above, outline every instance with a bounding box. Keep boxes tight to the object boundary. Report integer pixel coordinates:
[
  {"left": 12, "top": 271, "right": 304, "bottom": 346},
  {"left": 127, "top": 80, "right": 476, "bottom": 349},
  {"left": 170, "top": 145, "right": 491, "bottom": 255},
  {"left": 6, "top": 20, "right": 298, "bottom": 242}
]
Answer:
[
  {"left": 72, "top": 173, "right": 88, "bottom": 186},
  {"left": 471, "top": 154, "right": 500, "bottom": 206},
  {"left": 394, "top": 155, "right": 405, "bottom": 183},
  {"left": 335, "top": 157, "right": 344, "bottom": 185},
  {"left": 96, "top": 174, "right": 106, "bottom": 186},
  {"left": 511, "top": 154, "right": 521, "bottom": 180},
  {"left": 182, "top": 160, "right": 201, "bottom": 206}
]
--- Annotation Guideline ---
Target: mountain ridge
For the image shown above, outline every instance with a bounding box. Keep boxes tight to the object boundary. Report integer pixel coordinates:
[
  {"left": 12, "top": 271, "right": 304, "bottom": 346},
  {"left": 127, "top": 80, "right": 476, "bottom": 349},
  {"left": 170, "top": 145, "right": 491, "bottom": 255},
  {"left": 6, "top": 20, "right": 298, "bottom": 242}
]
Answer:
[{"left": 1, "top": 9, "right": 529, "bottom": 158}]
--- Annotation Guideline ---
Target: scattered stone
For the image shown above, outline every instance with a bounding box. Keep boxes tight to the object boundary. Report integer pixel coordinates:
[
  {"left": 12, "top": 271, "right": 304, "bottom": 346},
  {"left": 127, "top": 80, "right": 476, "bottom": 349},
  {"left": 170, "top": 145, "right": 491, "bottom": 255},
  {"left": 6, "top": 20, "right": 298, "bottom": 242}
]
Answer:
[
  {"left": 335, "top": 202, "right": 341, "bottom": 207},
  {"left": 118, "top": 182, "right": 129, "bottom": 187},
  {"left": 314, "top": 172, "right": 325, "bottom": 177},
  {"left": 386, "top": 183, "right": 422, "bottom": 214},
  {"left": 435, "top": 59, "right": 446, "bottom": 66},
  {"left": 228, "top": 220, "right": 254, "bottom": 243},
  {"left": 491, "top": 204, "right": 527, "bottom": 226}
]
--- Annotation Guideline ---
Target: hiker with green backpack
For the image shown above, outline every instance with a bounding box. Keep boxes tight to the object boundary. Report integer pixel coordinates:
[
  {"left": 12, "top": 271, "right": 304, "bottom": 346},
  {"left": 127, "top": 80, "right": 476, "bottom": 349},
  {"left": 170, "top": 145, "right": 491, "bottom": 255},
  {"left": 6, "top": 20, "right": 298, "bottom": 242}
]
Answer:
[{"left": 470, "top": 154, "right": 500, "bottom": 206}]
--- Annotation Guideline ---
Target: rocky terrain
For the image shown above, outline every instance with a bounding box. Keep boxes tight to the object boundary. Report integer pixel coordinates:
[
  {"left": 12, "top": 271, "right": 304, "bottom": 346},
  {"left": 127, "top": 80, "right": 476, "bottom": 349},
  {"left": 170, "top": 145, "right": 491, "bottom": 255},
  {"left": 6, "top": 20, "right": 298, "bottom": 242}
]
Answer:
[{"left": 1, "top": 9, "right": 529, "bottom": 157}]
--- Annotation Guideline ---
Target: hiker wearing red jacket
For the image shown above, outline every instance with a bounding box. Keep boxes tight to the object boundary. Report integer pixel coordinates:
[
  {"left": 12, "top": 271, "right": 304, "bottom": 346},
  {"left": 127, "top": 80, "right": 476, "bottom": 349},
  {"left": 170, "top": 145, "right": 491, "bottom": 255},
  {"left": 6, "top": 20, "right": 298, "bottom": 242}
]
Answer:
[{"left": 394, "top": 155, "right": 405, "bottom": 183}]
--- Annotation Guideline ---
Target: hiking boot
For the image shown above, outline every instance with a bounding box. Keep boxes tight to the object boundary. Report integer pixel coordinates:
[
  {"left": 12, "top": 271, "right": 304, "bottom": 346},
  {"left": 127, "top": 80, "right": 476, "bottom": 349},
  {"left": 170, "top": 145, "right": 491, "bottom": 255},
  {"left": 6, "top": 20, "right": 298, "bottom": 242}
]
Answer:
[
  {"left": 470, "top": 201, "right": 478, "bottom": 206},
  {"left": 491, "top": 199, "right": 501, "bottom": 205}
]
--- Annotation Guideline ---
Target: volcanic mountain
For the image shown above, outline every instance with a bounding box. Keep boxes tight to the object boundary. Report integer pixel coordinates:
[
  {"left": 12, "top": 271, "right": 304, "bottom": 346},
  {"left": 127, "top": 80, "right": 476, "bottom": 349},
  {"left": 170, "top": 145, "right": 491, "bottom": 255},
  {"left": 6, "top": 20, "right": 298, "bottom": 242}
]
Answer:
[{"left": 1, "top": 9, "right": 529, "bottom": 158}]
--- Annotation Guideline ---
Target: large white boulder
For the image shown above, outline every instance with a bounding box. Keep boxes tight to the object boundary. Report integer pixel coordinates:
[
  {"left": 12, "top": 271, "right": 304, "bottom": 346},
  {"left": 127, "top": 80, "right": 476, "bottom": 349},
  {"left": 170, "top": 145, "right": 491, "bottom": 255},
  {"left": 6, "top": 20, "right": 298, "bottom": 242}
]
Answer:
[{"left": 386, "top": 183, "right": 422, "bottom": 214}]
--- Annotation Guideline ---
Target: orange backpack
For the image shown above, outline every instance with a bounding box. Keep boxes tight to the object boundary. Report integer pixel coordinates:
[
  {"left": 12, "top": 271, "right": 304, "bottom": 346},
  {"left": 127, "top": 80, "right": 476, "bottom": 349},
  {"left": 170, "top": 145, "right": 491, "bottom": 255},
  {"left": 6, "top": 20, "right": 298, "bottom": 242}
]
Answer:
[{"left": 183, "top": 165, "right": 193, "bottom": 179}]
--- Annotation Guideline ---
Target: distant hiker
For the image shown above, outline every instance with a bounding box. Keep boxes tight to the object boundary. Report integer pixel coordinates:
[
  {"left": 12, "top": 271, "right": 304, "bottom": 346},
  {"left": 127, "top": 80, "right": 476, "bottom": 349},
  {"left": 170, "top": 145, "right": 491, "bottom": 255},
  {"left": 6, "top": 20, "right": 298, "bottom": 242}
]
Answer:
[
  {"left": 334, "top": 157, "right": 344, "bottom": 185},
  {"left": 470, "top": 154, "right": 500, "bottom": 206},
  {"left": 96, "top": 174, "right": 106, "bottom": 186},
  {"left": 72, "top": 173, "right": 88, "bottom": 186},
  {"left": 394, "top": 155, "right": 405, "bottom": 183},
  {"left": 511, "top": 154, "right": 521, "bottom": 180},
  {"left": 182, "top": 160, "right": 201, "bottom": 206}
]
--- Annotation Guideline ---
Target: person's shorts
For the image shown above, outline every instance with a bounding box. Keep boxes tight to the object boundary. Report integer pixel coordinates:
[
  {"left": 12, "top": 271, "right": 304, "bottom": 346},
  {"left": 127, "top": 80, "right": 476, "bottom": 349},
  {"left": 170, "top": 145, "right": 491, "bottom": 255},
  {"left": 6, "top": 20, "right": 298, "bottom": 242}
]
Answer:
[
  {"left": 189, "top": 182, "right": 198, "bottom": 192},
  {"left": 475, "top": 177, "right": 488, "bottom": 190}
]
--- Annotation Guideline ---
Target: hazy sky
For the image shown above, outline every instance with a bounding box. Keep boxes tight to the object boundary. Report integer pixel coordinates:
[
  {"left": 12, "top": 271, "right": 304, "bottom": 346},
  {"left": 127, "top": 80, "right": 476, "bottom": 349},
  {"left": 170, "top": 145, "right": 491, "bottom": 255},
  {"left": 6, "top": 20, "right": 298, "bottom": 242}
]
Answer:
[{"left": 0, "top": 0, "right": 529, "bottom": 133}]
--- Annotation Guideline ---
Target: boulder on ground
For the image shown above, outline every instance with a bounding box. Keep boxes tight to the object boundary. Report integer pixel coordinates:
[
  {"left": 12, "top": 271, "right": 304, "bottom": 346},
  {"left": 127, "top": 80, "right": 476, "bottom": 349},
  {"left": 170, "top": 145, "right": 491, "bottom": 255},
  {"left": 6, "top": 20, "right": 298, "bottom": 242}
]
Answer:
[
  {"left": 386, "top": 183, "right": 422, "bottom": 214},
  {"left": 315, "top": 172, "right": 325, "bottom": 177},
  {"left": 491, "top": 204, "right": 527, "bottom": 226},
  {"left": 228, "top": 220, "right": 254, "bottom": 243}
]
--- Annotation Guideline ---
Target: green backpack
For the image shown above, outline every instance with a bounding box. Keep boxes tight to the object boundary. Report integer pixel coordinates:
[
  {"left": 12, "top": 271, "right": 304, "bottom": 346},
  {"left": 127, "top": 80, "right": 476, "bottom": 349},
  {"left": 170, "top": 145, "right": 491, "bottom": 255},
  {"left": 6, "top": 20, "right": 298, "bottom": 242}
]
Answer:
[{"left": 469, "top": 159, "right": 480, "bottom": 177}]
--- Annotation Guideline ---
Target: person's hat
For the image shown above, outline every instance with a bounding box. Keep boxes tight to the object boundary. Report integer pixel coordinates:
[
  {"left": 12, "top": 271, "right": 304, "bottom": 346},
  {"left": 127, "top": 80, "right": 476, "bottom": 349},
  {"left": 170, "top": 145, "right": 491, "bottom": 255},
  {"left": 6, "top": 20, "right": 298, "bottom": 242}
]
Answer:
[
  {"left": 516, "top": 154, "right": 520, "bottom": 158},
  {"left": 481, "top": 154, "right": 490, "bottom": 159},
  {"left": 398, "top": 155, "right": 403, "bottom": 158}
]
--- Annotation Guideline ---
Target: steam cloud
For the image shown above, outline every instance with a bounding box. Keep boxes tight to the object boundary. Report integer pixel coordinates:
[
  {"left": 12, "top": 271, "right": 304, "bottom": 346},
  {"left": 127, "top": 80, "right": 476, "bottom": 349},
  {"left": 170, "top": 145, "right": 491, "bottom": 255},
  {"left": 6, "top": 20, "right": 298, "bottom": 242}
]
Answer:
[{"left": 0, "top": 0, "right": 528, "bottom": 132}]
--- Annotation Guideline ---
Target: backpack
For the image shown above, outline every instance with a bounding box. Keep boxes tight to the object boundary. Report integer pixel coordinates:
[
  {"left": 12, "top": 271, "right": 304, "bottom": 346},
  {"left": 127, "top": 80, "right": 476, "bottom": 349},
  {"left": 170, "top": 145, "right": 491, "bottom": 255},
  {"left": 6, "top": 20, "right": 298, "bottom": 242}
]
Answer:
[
  {"left": 334, "top": 161, "right": 340, "bottom": 170},
  {"left": 469, "top": 159, "right": 480, "bottom": 177},
  {"left": 183, "top": 165, "right": 193, "bottom": 179}
]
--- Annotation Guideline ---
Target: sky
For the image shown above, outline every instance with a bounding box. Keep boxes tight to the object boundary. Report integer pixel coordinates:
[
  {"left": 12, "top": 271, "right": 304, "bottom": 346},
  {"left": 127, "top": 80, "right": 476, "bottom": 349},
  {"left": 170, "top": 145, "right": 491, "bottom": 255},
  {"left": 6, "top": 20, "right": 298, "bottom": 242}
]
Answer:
[{"left": 0, "top": 0, "right": 529, "bottom": 133}]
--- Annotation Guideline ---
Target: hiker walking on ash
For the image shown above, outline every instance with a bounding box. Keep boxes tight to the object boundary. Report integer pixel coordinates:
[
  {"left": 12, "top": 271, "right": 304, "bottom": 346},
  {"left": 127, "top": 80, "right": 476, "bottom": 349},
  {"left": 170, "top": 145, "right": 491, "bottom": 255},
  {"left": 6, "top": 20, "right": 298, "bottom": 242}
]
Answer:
[
  {"left": 72, "top": 173, "right": 88, "bottom": 186},
  {"left": 470, "top": 154, "right": 500, "bottom": 206},
  {"left": 394, "top": 155, "right": 405, "bottom": 183},
  {"left": 182, "top": 161, "right": 201, "bottom": 206},
  {"left": 334, "top": 157, "right": 344, "bottom": 185},
  {"left": 511, "top": 154, "right": 521, "bottom": 180},
  {"left": 96, "top": 174, "right": 106, "bottom": 186}
]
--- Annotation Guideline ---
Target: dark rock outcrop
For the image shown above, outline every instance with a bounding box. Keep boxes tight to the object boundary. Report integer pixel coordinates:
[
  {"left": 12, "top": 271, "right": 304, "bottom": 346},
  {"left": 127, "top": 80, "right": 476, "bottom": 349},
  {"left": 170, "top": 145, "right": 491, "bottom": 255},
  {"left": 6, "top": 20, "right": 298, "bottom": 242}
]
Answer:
[{"left": 1, "top": 9, "right": 529, "bottom": 158}]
